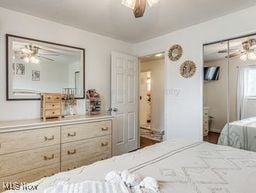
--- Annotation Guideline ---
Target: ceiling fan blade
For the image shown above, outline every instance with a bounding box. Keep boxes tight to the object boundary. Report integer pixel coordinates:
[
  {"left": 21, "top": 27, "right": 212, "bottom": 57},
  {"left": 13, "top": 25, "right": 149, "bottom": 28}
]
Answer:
[
  {"left": 218, "top": 49, "right": 228, "bottom": 53},
  {"left": 38, "top": 55, "right": 55, "bottom": 61},
  {"left": 39, "top": 53, "right": 60, "bottom": 56},
  {"left": 225, "top": 53, "right": 240, "bottom": 58},
  {"left": 218, "top": 49, "right": 238, "bottom": 54},
  {"left": 38, "top": 47, "right": 59, "bottom": 54}
]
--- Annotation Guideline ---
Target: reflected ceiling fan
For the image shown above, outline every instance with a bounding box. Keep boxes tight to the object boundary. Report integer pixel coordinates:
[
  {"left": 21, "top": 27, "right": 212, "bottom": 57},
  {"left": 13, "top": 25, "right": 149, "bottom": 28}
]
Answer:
[
  {"left": 19, "top": 44, "right": 59, "bottom": 63},
  {"left": 218, "top": 39, "right": 256, "bottom": 61}
]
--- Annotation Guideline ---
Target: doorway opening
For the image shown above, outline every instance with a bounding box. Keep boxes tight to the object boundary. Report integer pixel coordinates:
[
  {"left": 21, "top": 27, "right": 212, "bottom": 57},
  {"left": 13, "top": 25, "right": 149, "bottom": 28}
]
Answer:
[{"left": 139, "top": 52, "right": 165, "bottom": 148}]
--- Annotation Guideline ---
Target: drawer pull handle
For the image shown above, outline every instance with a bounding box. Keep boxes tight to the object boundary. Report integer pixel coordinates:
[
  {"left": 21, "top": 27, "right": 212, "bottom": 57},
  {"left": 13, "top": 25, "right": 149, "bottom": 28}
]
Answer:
[
  {"left": 101, "top": 142, "right": 109, "bottom": 147},
  {"left": 68, "top": 132, "right": 77, "bottom": 137},
  {"left": 44, "top": 136, "right": 55, "bottom": 141},
  {"left": 101, "top": 127, "right": 108, "bottom": 131},
  {"left": 52, "top": 104, "right": 55, "bottom": 107},
  {"left": 47, "top": 97, "right": 51, "bottom": 100},
  {"left": 44, "top": 154, "right": 55, "bottom": 161},
  {"left": 67, "top": 149, "right": 77, "bottom": 155}
]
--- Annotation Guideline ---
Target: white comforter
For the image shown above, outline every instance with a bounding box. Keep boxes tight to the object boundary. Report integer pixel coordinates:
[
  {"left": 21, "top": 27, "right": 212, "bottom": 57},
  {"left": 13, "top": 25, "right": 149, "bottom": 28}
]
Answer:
[
  {"left": 7, "top": 140, "right": 256, "bottom": 193},
  {"left": 218, "top": 117, "right": 256, "bottom": 151}
]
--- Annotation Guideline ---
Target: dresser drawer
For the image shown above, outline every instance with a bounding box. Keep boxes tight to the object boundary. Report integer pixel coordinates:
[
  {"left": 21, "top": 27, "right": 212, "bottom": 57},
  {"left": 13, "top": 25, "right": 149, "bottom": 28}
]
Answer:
[
  {"left": 0, "top": 163, "right": 59, "bottom": 192},
  {"left": 44, "top": 94, "right": 61, "bottom": 102},
  {"left": 61, "top": 152, "right": 111, "bottom": 172},
  {"left": 61, "top": 135, "right": 111, "bottom": 171},
  {"left": 61, "top": 121, "right": 111, "bottom": 143},
  {"left": 45, "top": 102, "right": 61, "bottom": 110},
  {"left": 45, "top": 110, "right": 61, "bottom": 117},
  {"left": 0, "top": 145, "right": 60, "bottom": 178},
  {"left": 0, "top": 127, "right": 60, "bottom": 155}
]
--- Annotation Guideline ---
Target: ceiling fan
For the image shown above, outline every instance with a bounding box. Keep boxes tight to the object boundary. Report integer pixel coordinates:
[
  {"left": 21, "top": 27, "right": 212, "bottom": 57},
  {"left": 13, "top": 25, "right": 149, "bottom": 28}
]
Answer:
[
  {"left": 218, "top": 39, "right": 256, "bottom": 61},
  {"left": 122, "top": 0, "right": 160, "bottom": 18},
  {"left": 19, "top": 44, "right": 59, "bottom": 63}
]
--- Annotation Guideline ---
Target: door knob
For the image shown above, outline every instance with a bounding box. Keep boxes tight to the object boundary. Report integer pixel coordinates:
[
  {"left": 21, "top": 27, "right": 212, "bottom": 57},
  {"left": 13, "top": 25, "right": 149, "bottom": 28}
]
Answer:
[{"left": 113, "top": 108, "right": 118, "bottom": 112}]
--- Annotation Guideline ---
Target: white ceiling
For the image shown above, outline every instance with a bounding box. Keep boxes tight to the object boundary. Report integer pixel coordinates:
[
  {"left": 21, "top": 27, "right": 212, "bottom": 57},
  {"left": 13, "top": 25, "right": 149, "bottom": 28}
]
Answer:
[{"left": 1, "top": 0, "right": 256, "bottom": 43}]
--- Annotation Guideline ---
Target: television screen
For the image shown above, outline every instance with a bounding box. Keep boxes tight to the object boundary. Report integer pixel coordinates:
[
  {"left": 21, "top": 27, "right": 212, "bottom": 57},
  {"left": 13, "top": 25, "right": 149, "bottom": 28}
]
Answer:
[{"left": 204, "top": 66, "right": 220, "bottom": 81}]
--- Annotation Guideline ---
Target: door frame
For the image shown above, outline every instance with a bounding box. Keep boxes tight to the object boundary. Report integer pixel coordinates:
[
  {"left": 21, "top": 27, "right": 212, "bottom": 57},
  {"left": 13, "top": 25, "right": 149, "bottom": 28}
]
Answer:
[{"left": 138, "top": 52, "right": 167, "bottom": 144}]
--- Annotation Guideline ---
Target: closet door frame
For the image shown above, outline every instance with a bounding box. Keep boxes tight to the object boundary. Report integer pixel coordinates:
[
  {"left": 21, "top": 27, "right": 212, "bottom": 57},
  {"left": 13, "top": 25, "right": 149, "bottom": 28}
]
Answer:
[{"left": 202, "top": 32, "right": 256, "bottom": 142}]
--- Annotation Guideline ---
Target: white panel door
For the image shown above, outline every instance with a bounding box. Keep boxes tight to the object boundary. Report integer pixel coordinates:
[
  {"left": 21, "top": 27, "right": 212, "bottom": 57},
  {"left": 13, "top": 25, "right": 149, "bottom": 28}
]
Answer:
[{"left": 111, "top": 52, "right": 139, "bottom": 155}]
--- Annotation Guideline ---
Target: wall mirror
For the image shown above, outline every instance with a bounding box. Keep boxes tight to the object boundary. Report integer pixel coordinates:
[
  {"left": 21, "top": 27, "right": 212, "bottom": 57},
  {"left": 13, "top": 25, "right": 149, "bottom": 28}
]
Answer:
[
  {"left": 203, "top": 34, "right": 256, "bottom": 152},
  {"left": 6, "top": 34, "right": 85, "bottom": 100}
]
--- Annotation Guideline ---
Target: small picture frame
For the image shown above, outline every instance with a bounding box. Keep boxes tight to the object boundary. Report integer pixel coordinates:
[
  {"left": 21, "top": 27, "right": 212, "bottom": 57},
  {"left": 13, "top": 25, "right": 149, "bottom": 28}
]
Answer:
[
  {"left": 15, "top": 63, "right": 25, "bottom": 75},
  {"left": 32, "top": 70, "right": 40, "bottom": 81}
]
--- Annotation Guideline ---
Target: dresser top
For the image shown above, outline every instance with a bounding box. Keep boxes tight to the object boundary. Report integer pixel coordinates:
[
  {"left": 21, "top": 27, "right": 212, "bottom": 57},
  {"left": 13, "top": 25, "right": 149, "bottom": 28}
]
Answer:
[{"left": 0, "top": 113, "right": 113, "bottom": 133}]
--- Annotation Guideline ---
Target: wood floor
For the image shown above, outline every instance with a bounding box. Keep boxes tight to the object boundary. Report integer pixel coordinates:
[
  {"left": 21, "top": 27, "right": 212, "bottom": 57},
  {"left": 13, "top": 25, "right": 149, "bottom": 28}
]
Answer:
[
  {"left": 204, "top": 132, "right": 220, "bottom": 144},
  {"left": 140, "top": 136, "right": 159, "bottom": 148},
  {"left": 140, "top": 132, "right": 220, "bottom": 147}
]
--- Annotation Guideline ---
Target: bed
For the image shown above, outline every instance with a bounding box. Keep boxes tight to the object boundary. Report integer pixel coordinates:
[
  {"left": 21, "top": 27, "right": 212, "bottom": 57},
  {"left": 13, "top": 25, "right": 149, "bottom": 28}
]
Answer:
[
  {"left": 6, "top": 140, "right": 256, "bottom": 193},
  {"left": 218, "top": 117, "right": 256, "bottom": 152}
]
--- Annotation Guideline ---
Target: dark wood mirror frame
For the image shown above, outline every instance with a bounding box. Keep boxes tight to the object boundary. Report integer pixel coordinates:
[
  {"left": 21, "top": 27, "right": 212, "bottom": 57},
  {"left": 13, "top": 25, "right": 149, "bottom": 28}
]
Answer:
[{"left": 6, "top": 34, "right": 86, "bottom": 101}]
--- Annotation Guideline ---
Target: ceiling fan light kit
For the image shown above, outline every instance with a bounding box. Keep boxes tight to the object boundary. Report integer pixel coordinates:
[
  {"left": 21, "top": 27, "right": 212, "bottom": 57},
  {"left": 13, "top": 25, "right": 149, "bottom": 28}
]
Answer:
[
  {"left": 122, "top": 0, "right": 160, "bottom": 18},
  {"left": 218, "top": 38, "right": 256, "bottom": 61},
  {"left": 17, "top": 44, "right": 58, "bottom": 64}
]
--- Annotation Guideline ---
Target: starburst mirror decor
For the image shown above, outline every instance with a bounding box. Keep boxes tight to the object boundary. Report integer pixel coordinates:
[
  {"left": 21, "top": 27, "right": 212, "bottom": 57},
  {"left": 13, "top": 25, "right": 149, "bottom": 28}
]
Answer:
[
  {"left": 180, "top": 60, "right": 197, "bottom": 78},
  {"left": 168, "top": 44, "right": 183, "bottom": 61},
  {"left": 122, "top": 0, "right": 160, "bottom": 18}
]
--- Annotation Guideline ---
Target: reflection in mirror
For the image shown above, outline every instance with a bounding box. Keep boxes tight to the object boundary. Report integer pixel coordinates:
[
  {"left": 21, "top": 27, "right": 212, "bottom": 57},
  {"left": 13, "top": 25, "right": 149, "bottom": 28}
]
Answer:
[
  {"left": 7, "top": 34, "right": 85, "bottom": 100},
  {"left": 228, "top": 35, "right": 256, "bottom": 122},
  {"left": 203, "top": 41, "right": 229, "bottom": 144},
  {"left": 223, "top": 35, "right": 256, "bottom": 151},
  {"left": 205, "top": 34, "right": 256, "bottom": 152}
]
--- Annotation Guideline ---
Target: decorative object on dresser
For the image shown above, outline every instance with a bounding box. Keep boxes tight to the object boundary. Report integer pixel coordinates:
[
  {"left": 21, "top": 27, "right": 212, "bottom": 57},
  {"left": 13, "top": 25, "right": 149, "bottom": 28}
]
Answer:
[
  {"left": 86, "top": 89, "right": 101, "bottom": 115},
  {"left": 168, "top": 44, "right": 183, "bottom": 61},
  {"left": 41, "top": 93, "right": 62, "bottom": 121},
  {"left": 0, "top": 116, "right": 112, "bottom": 192},
  {"left": 63, "top": 88, "right": 77, "bottom": 117},
  {"left": 180, "top": 60, "right": 197, "bottom": 78}
]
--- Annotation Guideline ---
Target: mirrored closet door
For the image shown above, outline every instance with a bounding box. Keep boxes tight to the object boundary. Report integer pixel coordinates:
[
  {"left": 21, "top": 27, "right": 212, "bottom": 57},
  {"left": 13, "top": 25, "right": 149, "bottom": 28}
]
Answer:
[
  {"left": 203, "top": 41, "right": 229, "bottom": 144},
  {"left": 203, "top": 34, "right": 256, "bottom": 152}
]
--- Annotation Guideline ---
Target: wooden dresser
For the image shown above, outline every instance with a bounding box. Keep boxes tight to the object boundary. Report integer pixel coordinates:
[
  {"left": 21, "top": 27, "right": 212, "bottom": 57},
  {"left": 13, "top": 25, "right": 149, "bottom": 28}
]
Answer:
[{"left": 0, "top": 115, "right": 112, "bottom": 192}]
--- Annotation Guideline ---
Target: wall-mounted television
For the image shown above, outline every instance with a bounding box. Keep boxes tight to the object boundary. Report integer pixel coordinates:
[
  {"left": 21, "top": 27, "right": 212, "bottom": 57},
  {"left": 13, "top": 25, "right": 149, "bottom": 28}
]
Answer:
[{"left": 204, "top": 66, "right": 220, "bottom": 81}]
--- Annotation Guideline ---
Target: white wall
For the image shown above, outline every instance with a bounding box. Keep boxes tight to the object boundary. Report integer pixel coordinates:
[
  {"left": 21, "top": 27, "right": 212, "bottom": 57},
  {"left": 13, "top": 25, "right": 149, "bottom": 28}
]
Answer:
[
  {"left": 133, "top": 5, "right": 256, "bottom": 141},
  {"left": 140, "top": 58, "right": 165, "bottom": 132},
  {"left": 139, "top": 71, "right": 151, "bottom": 126},
  {"left": 0, "top": 7, "right": 132, "bottom": 121}
]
